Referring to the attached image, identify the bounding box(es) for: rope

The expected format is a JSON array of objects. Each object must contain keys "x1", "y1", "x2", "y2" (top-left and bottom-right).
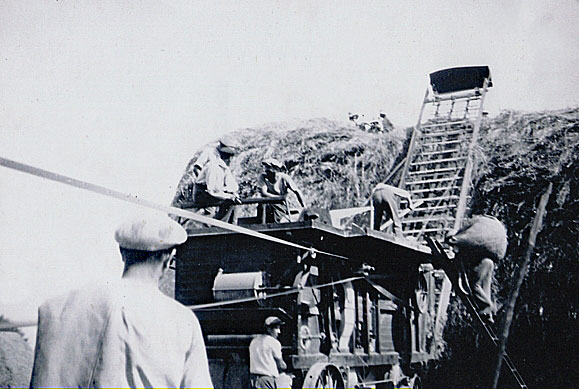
[
  {"x1": 188, "y1": 276, "x2": 364, "y2": 310},
  {"x1": 0, "y1": 156, "x2": 348, "y2": 260}
]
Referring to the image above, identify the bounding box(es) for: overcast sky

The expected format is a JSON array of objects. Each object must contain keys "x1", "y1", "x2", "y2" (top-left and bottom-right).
[{"x1": 1, "y1": 1, "x2": 578, "y2": 321}]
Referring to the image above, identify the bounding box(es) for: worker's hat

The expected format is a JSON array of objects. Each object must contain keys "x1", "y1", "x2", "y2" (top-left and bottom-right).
[
  {"x1": 217, "y1": 136, "x2": 238, "y2": 155},
  {"x1": 262, "y1": 158, "x2": 284, "y2": 170},
  {"x1": 264, "y1": 316, "x2": 284, "y2": 328},
  {"x1": 114, "y1": 214, "x2": 187, "y2": 251}
]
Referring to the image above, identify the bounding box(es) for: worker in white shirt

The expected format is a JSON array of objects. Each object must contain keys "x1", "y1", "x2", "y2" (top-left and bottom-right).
[
  {"x1": 192, "y1": 138, "x2": 241, "y2": 223},
  {"x1": 171, "y1": 136, "x2": 240, "y2": 225},
  {"x1": 249, "y1": 316, "x2": 287, "y2": 389},
  {"x1": 30, "y1": 215, "x2": 213, "y2": 389},
  {"x1": 192, "y1": 137, "x2": 238, "y2": 178}
]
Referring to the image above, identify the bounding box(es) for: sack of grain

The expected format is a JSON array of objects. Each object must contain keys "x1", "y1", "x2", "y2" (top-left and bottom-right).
[{"x1": 447, "y1": 215, "x2": 508, "y2": 260}]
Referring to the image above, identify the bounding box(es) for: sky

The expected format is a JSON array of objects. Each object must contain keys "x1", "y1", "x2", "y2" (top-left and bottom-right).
[{"x1": 1, "y1": 1, "x2": 578, "y2": 325}]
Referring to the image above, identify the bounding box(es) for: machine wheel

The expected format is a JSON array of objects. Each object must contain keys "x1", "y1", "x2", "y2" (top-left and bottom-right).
[
  {"x1": 302, "y1": 362, "x2": 345, "y2": 389},
  {"x1": 400, "y1": 374, "x2": 421, "y2": 389},
  {"x1": 411, "y1": 374, "x2": 422, "y2": 389},
  {"x1": 413, "y1": 273, "x2": 429, "y2": 314}
]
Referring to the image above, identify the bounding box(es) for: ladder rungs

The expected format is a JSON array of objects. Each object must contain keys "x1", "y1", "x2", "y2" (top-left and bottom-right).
[
  {"x1": 421, "y1": 139, "x2": 464, "y2": 147},
  {"x1": 410, "y1": 204, "x2": 457, "y2": 212},
  {"x1": 402, "y1": 216, "x2": 453, "y2": 224},
  {"x1": 404, "y1": 227, "x2": 453, "y2": 234},
  {"x1": 421, "y1": 123, "x2": 473, "y2": 133},
  {"x1": 408, "y1": 166, "x2": 461, "y2": 175},
  {"x1": 406, "y1": 177, "x2": 460, "y2": 185},
  {"x1": 411, "y1": 156, "x2": 466, "y2": 166},
  {"x1": 409, "y1": 186, "x2": 462, "y2": 194},
  {"x1": 419, "y1": 148, "x2": 463, "y2": 156},
  {"x1": 421, "y1": 129, "x2": 473, "y2": 138},
  {"x1": 419, "y1": 119, "x2": 470, "y2": 129},
  {"x1": 416, "y1": 195, "x2": 461, "y2": 202}
]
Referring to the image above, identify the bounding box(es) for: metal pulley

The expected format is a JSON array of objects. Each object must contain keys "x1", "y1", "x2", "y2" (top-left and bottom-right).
[{"x1": 212, "y1": 270, "x2": 266, "y2": 303}]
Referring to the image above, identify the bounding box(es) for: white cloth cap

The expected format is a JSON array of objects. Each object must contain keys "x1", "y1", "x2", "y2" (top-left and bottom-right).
[
  {"x1": 264, "y1": 316, "x2": 284, "y2": 327},
  {"x1": 114, "y1": 215, "x2": 187, "y2": 251}
]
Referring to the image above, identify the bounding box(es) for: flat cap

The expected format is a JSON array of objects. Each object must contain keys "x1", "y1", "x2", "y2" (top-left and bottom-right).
[
  {"x1": 115, "y1": 215, "x2": 187, "y2": 251},
  {"x1": 217, "y1": 136, "x2": 239, "y2": 155},
  {"x1": 262, "y1": 158, "x2": 284, "y2": 169},
  {"x1": 264, "y1": 316, "x2": 284, "y2": 327}
]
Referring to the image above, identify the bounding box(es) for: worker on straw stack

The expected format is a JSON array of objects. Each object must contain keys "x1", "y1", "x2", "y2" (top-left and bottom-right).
[
  {"x1": 446, "y1": 215, "x2": 508, "y2": 324},
  {"x1": 192, "y1": 136, "x2": 238, "y2": 178},
  {"x1": 182, "y1": 137, "x2": 241, "y2": 224},
  {"x1": 371, "y1": 183, "x2": 415, "y2": 236},
  {"x1": 259, "y1": 158, "x2": 306, "y2": 223},
  {"x1": 172, "y1": 136, "x2": 241, "y2": 225},
  {"x1": 30, "y1": 215, "x2": 213, "y2": 388}
]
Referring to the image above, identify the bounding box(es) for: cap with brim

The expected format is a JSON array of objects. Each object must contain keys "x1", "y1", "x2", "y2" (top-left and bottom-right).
[
  {"x1": 217, "y1": 136, "x2": 238, "y2": 155},
  {"x1": 262, "y1": 158, "x2": 283, "y2": 170},
  {"x1": 264, "y1": 316, "x2": 284, "y2": 327},
  {"x1": 217, "y1": 145, "x2": 236, "y2": 155},
  {"x1": 115, "y1": 215, "x2": 187, "y2": 251}
]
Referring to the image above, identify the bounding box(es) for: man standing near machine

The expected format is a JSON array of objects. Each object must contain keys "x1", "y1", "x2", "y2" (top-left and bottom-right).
[
  {"x1": 249, "y1": 316, "x2": 287, "y2": 389},
  {"x1": 30, "y1": 215, "x2": 213, "y2": 388}
]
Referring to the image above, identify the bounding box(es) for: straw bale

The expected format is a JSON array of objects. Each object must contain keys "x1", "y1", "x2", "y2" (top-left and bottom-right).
[{"x1": 448, "y1": 215, "x2": 508, "y2": 260}]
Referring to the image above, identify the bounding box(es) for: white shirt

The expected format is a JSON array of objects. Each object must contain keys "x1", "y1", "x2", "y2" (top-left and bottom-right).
[
  {"x1": 193, "y1": 147, "x2": 219, "y2": 172},
  {"x1": 249, "y1": 334, "x2": 282, "y2": 377},
  {"x1": 196, "y1": 158, "x2": 238, "y2": 195},
  {"x1": 30, "y1": 280, "x2": 213, "y2": 389}
]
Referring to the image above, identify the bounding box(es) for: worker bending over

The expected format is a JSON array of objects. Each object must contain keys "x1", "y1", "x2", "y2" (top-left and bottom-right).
[
  {"x1": 447, "y1": 215, "x2": 508, "y2": 324},
  {"x1": 371, "y1": 183, "x2": 415, "y2": 236}
]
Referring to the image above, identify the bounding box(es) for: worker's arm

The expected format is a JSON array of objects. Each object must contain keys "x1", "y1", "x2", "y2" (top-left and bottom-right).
[
  {"x1": 258, "y1": 174, "x2": 277, "y2": 198},
  {"x1": 275, "y1": 355, "x2": 287, "y2": 372},
  {"x1": 273, "y1": 342, "x2": 287, "y2": 372},
  {"x1": 284, "y1": 174, "x2": 306, "y2": 208},
  {"x1": 192, "y1": 148, "x2": 213, "y2": 177},
  {"x1": 381, "y1": 184, "x2": 415, "y2": 210}
]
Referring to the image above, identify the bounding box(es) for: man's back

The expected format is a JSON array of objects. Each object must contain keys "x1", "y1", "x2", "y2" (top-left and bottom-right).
[
  {"x1": 249, "y1": 334, "x2": 281, "y2": 378},
  {"x1": 30, "y1": 280, "x2": 212, "y2": 388}
]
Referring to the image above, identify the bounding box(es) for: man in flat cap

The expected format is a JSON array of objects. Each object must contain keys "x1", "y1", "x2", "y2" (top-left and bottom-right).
[
  {"x1": 258, "y1": 158, "x2": 305, "y2": 223},
  {"x1": 192, "y1": 137, "x2": 241, "y2": 223},
  {"x1": 249, "y1": 316, "x2": 287, "y2": 389},
  {"x1": 30, "y1": 215, "x2": 213, "y2": 388},
  {"x1": 192, "y1": 136, "x2": 238, "y2": 178},
  {"x1": 173, "y1": 136, "x2": 241, "y2": 225}
]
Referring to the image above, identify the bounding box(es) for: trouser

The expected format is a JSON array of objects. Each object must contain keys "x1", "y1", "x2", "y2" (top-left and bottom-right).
[
  {"x1": 265, "y1": 203, "x2": 291, "y2": 223},
  {"x1": 250, "y1": 374, "x2": 277, "y2": 389},
  {"x1": 371, "y1": 187, "x2": 402, "y2": 236},
  {"x1": 471, "y1": 257, "x2": 496, "y2": 315},
  {"x1": 192, "y1": 184, "x2": 238, "y2": 224}
]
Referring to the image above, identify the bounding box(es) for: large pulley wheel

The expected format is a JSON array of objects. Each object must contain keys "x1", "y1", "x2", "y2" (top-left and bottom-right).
[
  {"x1": 410, "y1": 374, "x2": 422, "y2": 389},
  {"x1": 302, "y1": 362, "x2": 345, "y2": 389},
  {"x1": 413, "y1": 273, "x2": 429, "y2": 314}
]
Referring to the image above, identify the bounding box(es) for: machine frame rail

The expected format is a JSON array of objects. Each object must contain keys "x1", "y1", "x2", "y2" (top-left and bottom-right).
[{"x1": 425, "y1": 237, "x2": 528, "y2": 389}]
